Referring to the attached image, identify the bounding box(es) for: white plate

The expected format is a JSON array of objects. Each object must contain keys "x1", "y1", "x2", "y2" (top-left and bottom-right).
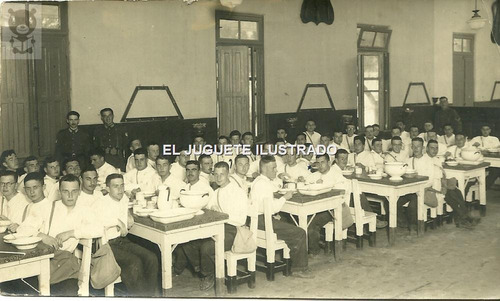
[
  {"x1": 368, "y1": 174, "x2": 383, "y2": 180},
  {"x1": 10, "y1": 236, "x2": 42, "y2": 250},
  {"x1": 445, "y1": 161, "x2": 458, "y2": 166},
  {"x1": 149, "y1": 208, "x2": 197, "y2": 224},
  {"x1": 341, "y1": 170, "x2": 354, "y2": 176},
  {"x1": 278, "y1": 188, "x2": 297, "y2": 194},
  {"x1": 3, "y1": 233, "x2": 30, "y2": 243},
  {"x1": 135, "y1": 208, "x2": 157, "y2": 217},
  {"x1": 298, "y1": 188, "x2": 331, "y2": 196}
]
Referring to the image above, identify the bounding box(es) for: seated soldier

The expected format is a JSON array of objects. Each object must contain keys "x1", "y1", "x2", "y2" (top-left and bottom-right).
[
  {"x1": 48, "y1": 158, "x2": 82, "y2": 202},
  {"x1": 198, "y1": 154, "x2": 215, "y2": 188},
  {"x1": 341, "y1": 123, "x2": 357, "y2": 153},
  {"x1": 470, "y1": 124, "x2": 500, "y2": 149},
  {"x1": 282, "y1": 148, "x2": 310, "y2": 183},
  {"x1": 424, "y1": 129, "x2": 447, "y2": 157},
  {"x1": 332, "y1": 130, "x2": 349, "y2": 153},
  {"x1": 90, "y1": 148, "x2": 119, "y2": 188},
  {"x1": 303, "y1": 120, "x2": 321, "y2": 147},
  {"x1": 17, "y1": 156, "x2": 41, "y2": 194},
  {"x1": 214, "y1": 135, "x2": 235, "y2": 169},
  {"x1": 123, "y1": 148, "x2": 158, "y2": 196},
  {"x1": 438, "y1": 124, "x2": 456, "y2": 147},
  {"x1": 347, "y1": 136, "x2": 369, "y2": 167},
  {"x1": 146, "y1": 142, "x2": 160, "y2": 170},
  {"x1": 251, "y1": 156, "x2": 311, "y2": 278},
  {"x1": 189, "y1": 134, "x2": 206, "y2": 161},
  {"x1": 152, "y1": 155, "x2": 186, "y2": 206},
  {"x1": 96, "y1": 174, "x2": 159, "y2": 296},
  {"x1": 305, "y1": 154, "x2": 355, "y2": 254},
  {"x1": 363, "y1": 125, "x2": 375, "y2": 152},
  {"x1": 395, "y1": 120, "x2": 410, "y2": 141},
  {"x1": 229, "y1": 130, "x2": 242, "y2": 149},
  {"x1": 43, "y1": 157, "x2": 60, "y2": 199},
  {"x1": 276, "y1": 127, "x2": 289, "y2": 144},
  {"x1": 418, "y1": 121, "x2": 436, "y2": 141},
  {"x1": 184, "y1": 160, "x2": 214, "y2": 198},
  {"x1": 182, "y1": 162, "x2": 248, "y2": 290},
  {"x1": 230, "y1": 154, "x2": 251, "y2": 194},
  {"x1": 357, "y1": 138, "x2": 385, "y2": 170},
  {"x1": 372, "y1": 124, "x2": 381, "y2": 138},
  {"x1": 0, "y1": 170, "x2": 29, "y2": 226},
  {"x1": 241, "y1": 132, "x2": 258, "y2": 162},
  {"x1": 170, "y1": 149, "x2": 189, "y2": 183},
  {"x1": 384, "y1": 136, "x2": 409, "y2": 163},
  {"x1": 444, "y1": 133, "x2": 468, "y2": 160},
  {"x1": 78, "y1": 165, "x2": 103, "y2": 208},
  {"x1": 295, "y1": 133, "x2": 307, "y2": 145},
  {"x1": 125, "y1": 138, "x2": 142, "y2": 173}
]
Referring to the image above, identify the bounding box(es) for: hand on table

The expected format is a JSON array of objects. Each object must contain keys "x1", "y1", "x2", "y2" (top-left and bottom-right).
[{"x1": 55, "y1": 230, "x2": 74, "y2": 246}]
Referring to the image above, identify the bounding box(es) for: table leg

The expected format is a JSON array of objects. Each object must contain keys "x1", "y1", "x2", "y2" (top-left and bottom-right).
[
  {"x1": 38, "y1": 258, "x2": 50, "y2": 296},
  {"x1": 417, "y1": 185, "x2": 425, "y2": 236},
  {"x1": 457, "y1": 174, "x2": 466, "y2": 200},
  {"x1": 160, "y1": 237, "x2": 173, "y2": 296},
  {"x1": 214, "y1": 225, "x2": 225, "y2": 296},
  {"x1": 298, "y1": 214, "x2": 309, "y2": 250},
  {"x1": 333, "y1": 206, "x2": 342, "y2": 261},
  {"x1": 387, "y1": 193, "x2": 397, "y2": 247},
  {"x1": 479, "y1": 170, "x2": 487, "y2": 216}
]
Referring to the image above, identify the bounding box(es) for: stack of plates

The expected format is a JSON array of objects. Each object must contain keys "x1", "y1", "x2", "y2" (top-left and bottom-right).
[
  {"x1": 149, "y1": 208, "x2": 197, "y2": 224},
  {"x1": 298, "y1": 184, "x2": 331, "y2": 196},
  {"x1": 4, "y1": 234, "x2": 42, "y2": 250}
]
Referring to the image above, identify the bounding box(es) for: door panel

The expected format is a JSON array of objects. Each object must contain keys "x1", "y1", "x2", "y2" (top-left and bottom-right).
[
  {"x1": 0, "y1": 46, "x2": 31, "y2": 157},
  {"x1": 464, "y1": 56, "x2": 474, "y2": 106},
  {"x1": 217, "y1": 46, "x2": 250, "y2": 136},
  {"x1": 34, "y1": 36, "x2": 70, "y2": 157},
  {"x1": 453, "y1": 55, "x2": 465, "y2": 106}
]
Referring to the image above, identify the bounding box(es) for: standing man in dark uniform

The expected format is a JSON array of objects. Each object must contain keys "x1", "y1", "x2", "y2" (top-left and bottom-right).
[
  {"x1": 93, "y1": 108, "x2": 128, "y2": 171},
  {"x1": 55, "y1": 111, "x2": 92, "y2": 170},
  {"x1": 434, "y1": 96, "x2": 462, "y2": 134}
]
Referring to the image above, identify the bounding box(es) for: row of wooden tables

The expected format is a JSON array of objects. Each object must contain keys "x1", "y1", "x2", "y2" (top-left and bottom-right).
[{"x1": 1, "y1": 155, "x2": 494, "y2": 296}]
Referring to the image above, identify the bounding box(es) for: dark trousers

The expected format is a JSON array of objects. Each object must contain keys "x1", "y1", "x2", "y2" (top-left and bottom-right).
[
  {"x1": 181, "y1": 224, "x2": 237, "y2": 277},
  {"x1": 307, "y1": 211, "x2": 333, "y2": 254},
  {"x1": 486, "y1": 167, "x2": 500, "y2": 189},
  {"x1": 397, "y1": 194, "x2": 418, "y2": 226},
  {"x1": 109, "y1": 236, "x2": 159, "y2": 297},
  {"x1": 258, "y1": 216, "x2": 308, "y2": 270},
  {"x1": 0, "y1": 278, "x2": 78, "y2": 296},
  {"x1": 445, "y1": 189, "x2": 468, "y2": 223},
  {"x1": 350, "y1": 193, "x2": 375, "y2": 212}
]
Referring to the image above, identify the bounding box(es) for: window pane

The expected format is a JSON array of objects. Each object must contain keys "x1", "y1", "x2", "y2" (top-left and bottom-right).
[
  {"x1": 1, "y1": 3, "x2": 27, "y2": 27},
  {"x1": 40, "y1": 5, "x2": 60, "y2": 29},
  {"x1": 453, "y1": 38, "x2": 462, "y2": 52},
  {"x1": 360, "y1": 31, "x2": 375, "y2": 47},
  {"x1": 462, "y1": 39, "x2": 471, "y2": 52},
  {"x1": 220, "y1": 19, "x2": 239, "y2": 39},
  {"x1": 363, "y1": 92, "x2": 379, "y2": 126},
  {"x1": 363, "y1": 56, "x2": 379, "y2": 78},
  {"x1": 364, "y1": 80, "x2": 379, "y2": 91},
  {"x1": 241, "y1": 21, "x2": 258, "y2": 40},
  {"x1": 373, "y1": 32, "x2": 387, "y2": 48}
]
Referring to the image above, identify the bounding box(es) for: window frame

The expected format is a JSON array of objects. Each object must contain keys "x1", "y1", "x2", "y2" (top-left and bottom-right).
[
  {"x1": 357, "y1": 24, "x2": 392, "y2": 52},
  {"x1": 216, "y1": 11, "x2": 263, "y2": 46},
  {"x1": 1, "y1": 2, "x2": 67, "y2": 33}
]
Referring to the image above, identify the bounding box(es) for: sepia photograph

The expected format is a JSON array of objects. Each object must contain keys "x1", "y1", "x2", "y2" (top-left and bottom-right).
[{"x1": 0, "y1": 0, "x2": 499, "y2": 299}]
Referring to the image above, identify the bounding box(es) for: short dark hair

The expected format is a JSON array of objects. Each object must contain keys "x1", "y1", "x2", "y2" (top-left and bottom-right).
[
  {"x1": 296, "y1": 133, "x2": 306, "y2": 140},
  {"x1": 133, "y1": 147, "x2": 148, "y2": 157},
  {"x1": 391, "y1": 126, "x2": 401, "y2": 132},
  {"x1": 335, "y1": 148, "x2": 349, "y2": 158},
  {"x1": 316, "y1": 153, "x2": 330, "y2": 162},
  {"x1": 59, "y1": 174, "x2": 81, "y2": 188},
  {"x1": 427, "y1": 139, "x2": 439, "y2": 146},
  {"x1": 198, "y1": 154, "x2": 212, "y2": 163},
  {"x1": 455, "y1": 132, "x2": 466, "y2": 138},
  {"x1": 218, "y1": 135, "x2": 229, "y2": 142},
  {"x1": 411, "y1": 137, "x2": 424, "y2": 145},
  {"x1": 235, "y1": 154, "x2": 249, "y2": 164},
  {"x1": 305, "y1": 119, "x2": 316, "y2": 124},
  {"x1": 320, "y1": 134, "x2": 331, "y2": 140},
  {"x1": 23, "y1": 156, "x2": 38, "y2": 167},
  {"x1": 185, "y1": 160, "x2": 200, "y2": 170},
  {"x1": 106, "y1": 173, "x2": 123, "y2": 187},
  {"x1": 128, "y1": 137, "x2": 142, "y2": 148},
  {"x1": 214, "y1": 161, "x2": 229, "y2": 171},
  {"x1": 66, "y1": 111, "x2": 80, "y2": 119},
  {"x1": 0, "y1": 150, "x2": 16, "y2": 165},
  {"x1": 391, "y1": 136, "x2": 403, "y2": 143},
  {"x1": 156, "y1": 155, "x2": 171, "y2": 164},
  {"x1": 229, "y1": 130, "x2": 241, "y2": 138},
  {"x1": 443, "y1": 124, "x2": 453, "y2": 129},
  {"x1": 259, "y1": 155, "x2": 276, "y2": 170},
  {"x1": 372, "y1": 138, "x2": 382, "y2": 145},
  {"x1": 81, "y1": 165, "x2": 97, "y2": 176},
  {"x1": 146, "y1": 141, "x2": 159, "y2": 149},
  {"x1": 372, "y1": 124, "x2": 380, "y2": 129},
  {"x1": 193, "y1": 134, "x2": 205, "y2": 142},
  {"x1": 100, "y1": 108, "x2": 113, "y2": 115},
  {"x1": 354, "y1": 135, "x2": 365, "y2": 145},
  {"x1": 241, "y1": 132, "x2": 253, "y2": 140},
  {"x1": 0, "y1": 170, "x2": 18, "y2": 183},
  {"x1": 424, "y1": 120, "x2": 434, "y2": 125},
  {"x1": 24, "y1": 172, "x2": 44, "y2": 185},
  {"x1": 439, "y1": 96, "x2": 448, "y2": 101},
  {"x1": 43, "y1": 156, "x2": 59, "y2": 169},
  {"x1": 427, "y1": 129, "x2": 437, "y2": 134},
  {"x1": 277, "y1": 127, "x2": 287, "y2": 134},
  {"x1": 410, "y1": 125, "x2": 419, "y2": 130},
  {"x1": 365, "y1": 125, "x2": 374, "y2": 130},
  {"x1": 89, "y1": 148, "x2": 105, "y2": 158},
  {"x1": 63, "y1": 158, "x2": 80, "y2": 170}
]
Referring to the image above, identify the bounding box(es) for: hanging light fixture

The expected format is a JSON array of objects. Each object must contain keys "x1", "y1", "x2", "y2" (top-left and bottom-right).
[
  {"x1": 220, "y1": 0, "x2": 243, "y2": 9},
  {"x1": 467, "y1": 0, "x2": 487, "y2": 30}
]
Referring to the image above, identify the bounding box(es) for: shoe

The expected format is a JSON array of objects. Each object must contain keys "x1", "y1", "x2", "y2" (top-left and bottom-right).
[
  {"x1": 468, "y1": 216, "x2": 481, "y2": 226},
  {"x1": 173, "y1": 266, "x2": 184, "y2": 276},
  {"x1": 291, "y1": 268, "x2": 315, "y2": 279},
  {"x1": 376, "y1": 219, "x2": 388, "y2": 228},
  {"x1": 456, "y1": 220, "x2": 474, "y2": 230},
  {"x1": 199, "y1": 274, "x2": 215, "y2": 291}
]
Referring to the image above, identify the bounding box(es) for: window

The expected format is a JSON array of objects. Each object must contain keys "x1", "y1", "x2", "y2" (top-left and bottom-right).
[
  {"x1": 357, "y1": 24, "x2": 391, "y2": 51},
  {"x1": 1, "y1": 2, "x2": 62, "y2": 30},
  {"x1": 453, "y1": 37, "x2": 473, "y2": 53},
  {"x1": 216, "y1": 11, "x2": 262, "y2": 44}
]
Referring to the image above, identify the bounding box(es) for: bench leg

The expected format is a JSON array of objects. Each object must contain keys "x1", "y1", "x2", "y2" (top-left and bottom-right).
[
  {"x1": 226, "y1": 276, "x2": 237, "y2": 294},
  {"x1": 283, "y1": 259, "x2": 291, "y2": 277},
  {"x1": 266, "y1": 262, "x2": 275, "y2": 281},
  {"x1": 248, "y1": 271, "x2": 256, "y2": 289}
]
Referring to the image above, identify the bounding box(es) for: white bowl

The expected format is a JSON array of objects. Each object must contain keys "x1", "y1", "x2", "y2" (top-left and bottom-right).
[
  {"x1": 384, "y1": 162, "x2": 408, "y2": 181},
  {"x1": 461, "y1": 147, "x2": 482, "y2": 161},
  {"x1": 135, "y1": 208, "x2": 157, "y2": 217},
  {"x1": 446, "y1": 161, "x2": 458, "y2": 166},
  {"x1": 487, "y1": 148, "x2": 500, "y2": 153},
  {"x1": 368, "y1": 174, "x2": 382, "y2": 180},
  {"x1": 341, "y1": 169, "x2": 354, "y2": 176},
  {"x1": 179, "y1": 190, "x2": 210, "y2": 210},
  {"x1": 149, "y1": 208, "x2": 197, "y2": 224},
  {"x1": 10, "y1": 236, "x2": 42, "y2": 250}
]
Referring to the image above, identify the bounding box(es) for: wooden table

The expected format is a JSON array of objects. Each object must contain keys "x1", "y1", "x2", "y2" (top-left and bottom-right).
[
  {"x1": 444, "y1": 161, "x2": 490, "y2": 216},
  {"x1": 483, "y1": 151, "x2": 500, "y2": 168},
  {"x1": 0, "y1": 234, "x2": 54, "y2": 296},
  {"x1": 129, "y1": 209, "x2": 228, "y2": 296},
  {"x1": 346, "y1": 174, "x2": 428, "y2": 246},
  {"x1": 279, "y1": 189, "x2": 345, "y2": 259}
]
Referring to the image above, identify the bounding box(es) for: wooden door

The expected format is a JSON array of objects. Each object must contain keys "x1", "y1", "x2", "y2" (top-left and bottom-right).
[
  {"x1": 217, "y1": 46, "x2": 250, "y2": 136},
  {"x1": 34, "y1": 35, "x2": 70, "y2": 157},
  {"x1": 0, "y1": 46, "x2": 32, "y2": 157}
]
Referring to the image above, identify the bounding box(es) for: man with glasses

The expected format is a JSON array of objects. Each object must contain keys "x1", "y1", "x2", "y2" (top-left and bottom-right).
[{"x1": 0, "y1": 170, "x2": 29, "y2": 226}]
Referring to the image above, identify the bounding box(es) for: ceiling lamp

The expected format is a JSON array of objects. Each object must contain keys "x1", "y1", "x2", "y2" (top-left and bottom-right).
[
  {"x1": 183, "y1": 0, "x2": 198, "y2": 4},
  {"x1": 220, "y1": 0, "x2": 243, "y2": 9},
  {"x1": 467, "y1": 0, "x2": 487, "y2": 30}
]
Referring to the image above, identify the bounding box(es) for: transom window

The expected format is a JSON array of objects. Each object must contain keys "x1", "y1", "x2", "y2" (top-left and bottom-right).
[
  {"x1": 357, "y1": 24, "x2": 392, "y2": 51},
  {"x1": 216, "y1": 11, "x2": 262, "y2": 44},
  {"x1": 1, "y1": 2, "x2": 61, "y2": 30},
  {"x1": 453, "y1": 37, "x2": 473, "y2": 53}
]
